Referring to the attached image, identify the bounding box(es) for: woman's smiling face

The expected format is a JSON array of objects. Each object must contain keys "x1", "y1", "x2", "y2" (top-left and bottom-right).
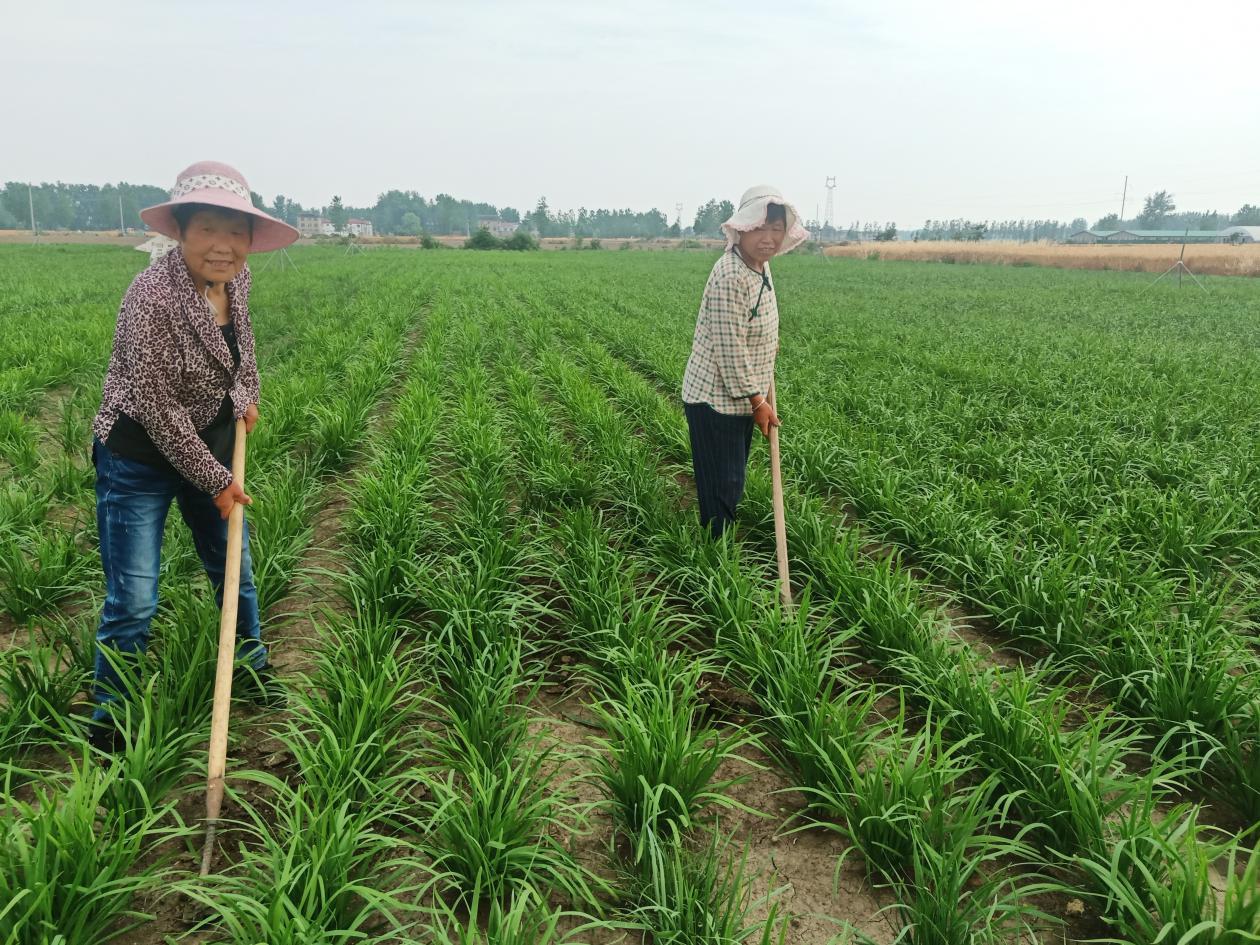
[
  {"x1": 737, "y1": 209, "x2": 787, "y2": 266},
  {"x1": 179, "y1": 208, "x2": 251, "y2": 287}
]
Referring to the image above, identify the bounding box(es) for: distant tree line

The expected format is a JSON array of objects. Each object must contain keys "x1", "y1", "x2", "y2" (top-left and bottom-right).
[
  {"x1": 522, "y1": 197, "x2": 674, "y2": 239},
  {"x1": 1092, "y1": 191, "x2": 1260, "y2": 232},
  {"x1": 9, "y1": 180, "x2": 1256, "y2": 241},
  {"x1": 821, "y1": 221, "x2": 902, "y2": 241},
  {"x1": 0, "y1": 181, "x2": 169, "y2": 231},
  {"x1": 0, "y1": 180, "x2": 681, "y2": 239},
  {"x1": 913, "y1": 219, "x2": 1070, "y2": 242},
  {"x1": 907, "y1": 195, "x2": 1259, "y2": 243}
]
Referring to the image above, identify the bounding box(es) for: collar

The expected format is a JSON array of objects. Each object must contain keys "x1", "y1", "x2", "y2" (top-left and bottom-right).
[
  {"x1": 731, "y1": 247, "x2": 772, "y2": 290},
  {"x1": 165, "y1": 247, "x2": 239, "y2": 375}
]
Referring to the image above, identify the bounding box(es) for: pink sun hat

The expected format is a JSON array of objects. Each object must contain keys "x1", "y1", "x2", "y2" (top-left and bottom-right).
[{"x1": 140, "y1": 160, "x2": 299, "y2": 253}]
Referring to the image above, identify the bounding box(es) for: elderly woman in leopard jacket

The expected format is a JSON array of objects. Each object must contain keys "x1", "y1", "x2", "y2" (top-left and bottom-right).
[{"x1": 88, "y1": 161, "x2": 298, "y2": 752}]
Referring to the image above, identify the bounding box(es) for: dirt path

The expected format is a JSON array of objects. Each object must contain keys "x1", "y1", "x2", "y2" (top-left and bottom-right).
[{"x1": 116, "y1": 308, "x2": 432, "y2": 945}]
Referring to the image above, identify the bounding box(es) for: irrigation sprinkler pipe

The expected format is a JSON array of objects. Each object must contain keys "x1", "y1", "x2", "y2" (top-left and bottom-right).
[
  {"x1": 767, "y1": 381, "x2": 793, "y2": 612},
  {"x1": 199, "y1": 418, "x2": 247, "y2": 877}
]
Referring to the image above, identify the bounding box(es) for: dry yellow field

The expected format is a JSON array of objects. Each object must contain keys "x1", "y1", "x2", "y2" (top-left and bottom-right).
[
  {"x1": 7, "y1": 228, "x2": 1258, "y2": 275},
  {"x1": 823, "y1": 239, "x2": 1260, "y2": 276}
]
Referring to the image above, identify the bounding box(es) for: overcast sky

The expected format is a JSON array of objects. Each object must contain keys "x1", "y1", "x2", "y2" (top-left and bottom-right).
[{"x1": 7, "y1": 0, "x2": 1258, "y2": 227}]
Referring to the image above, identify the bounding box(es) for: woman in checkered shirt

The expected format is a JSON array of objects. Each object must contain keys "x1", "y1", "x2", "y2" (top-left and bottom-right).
[{"x1": 681, "y1": 185, "x2": 809, "y2": 536}]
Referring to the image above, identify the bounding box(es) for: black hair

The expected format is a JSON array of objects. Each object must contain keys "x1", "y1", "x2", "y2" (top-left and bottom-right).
[
  {"x1": 765, "y1": 203, "x2": 788, "y2": 226},
  {"x1": 170, "y1": 202, "x2": 254, "y2": 238}
]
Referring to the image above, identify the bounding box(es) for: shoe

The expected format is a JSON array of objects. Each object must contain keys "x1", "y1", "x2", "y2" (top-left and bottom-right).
[
  {"x1": 87, "y1": 716, "x2": 125, "y2": 755},
  {"x1": 233, "y1": 662, "x2": 287, "y2": 708}
]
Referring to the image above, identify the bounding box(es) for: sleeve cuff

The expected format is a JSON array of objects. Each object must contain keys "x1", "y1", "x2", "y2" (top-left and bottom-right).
[{"x1": 199, "y1": 466, "x2": 232, "y2": 496}]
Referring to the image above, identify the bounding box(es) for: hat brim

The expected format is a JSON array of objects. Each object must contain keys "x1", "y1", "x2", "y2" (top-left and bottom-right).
[
  {"x1": 140, "y1": 190, "x2": 299, "y2": 253},
  {"x1": 721, "y1": 195, "x2": 809, "y2": 255}
]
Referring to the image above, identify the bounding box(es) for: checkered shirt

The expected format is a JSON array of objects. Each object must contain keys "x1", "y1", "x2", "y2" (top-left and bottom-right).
[{"x1": 681, "y1": 249, "x2": 779, "y2": 415}]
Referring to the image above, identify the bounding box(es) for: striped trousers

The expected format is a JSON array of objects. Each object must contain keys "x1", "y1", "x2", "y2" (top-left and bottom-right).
[{"x1": 684, "y1": 402, "x2": 754, "y2": 538}]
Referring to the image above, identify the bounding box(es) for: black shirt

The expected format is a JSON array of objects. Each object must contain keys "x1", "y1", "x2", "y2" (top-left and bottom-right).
[{"x1": 105, "y1": 322, "x2": 241, "y2": 477}]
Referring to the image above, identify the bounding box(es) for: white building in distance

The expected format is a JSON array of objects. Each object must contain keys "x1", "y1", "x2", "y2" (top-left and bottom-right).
[
  {"x1": 478, "y1": 216, "x2": 518, "y2": 238},
  {"x1": 297, "y1": 213, "x2": 334, "y2": 237},
  {"x1": 1220, "y1": 226, "x2": 1260, "y2": 243}
]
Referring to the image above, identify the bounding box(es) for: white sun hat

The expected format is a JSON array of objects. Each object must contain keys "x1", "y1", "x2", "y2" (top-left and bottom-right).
[
  {"x1": 135, "y1": 233, "x2": 178, "y2": 263},
  {"x1": 720, "y1": 184, "x2": 810, "y2": 255}
]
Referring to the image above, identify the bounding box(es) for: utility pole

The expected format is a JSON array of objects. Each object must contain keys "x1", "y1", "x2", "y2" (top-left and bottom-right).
[
  {"x1": 1119, "y1": 175, "x2": 1128, "y2": 225},
  {"x1": 675, "y1": 202, "x2": 683, "y2": 234},
  {"x1": 28, "y1": 183, "x2": 37, "y2": 239},
  {"x1": 119, "y1": 194, "x2": 126, "y2": 233}
]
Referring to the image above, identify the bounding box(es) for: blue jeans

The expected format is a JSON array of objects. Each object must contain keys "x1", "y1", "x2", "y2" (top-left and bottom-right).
[{"x1": 92, "y1": 440, "x2": 265, "y2": 721}]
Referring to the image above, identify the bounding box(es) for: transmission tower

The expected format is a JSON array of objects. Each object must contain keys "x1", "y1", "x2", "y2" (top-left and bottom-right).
[
  {"x1": 824, "y1": 176, "x2": 837, "y2": 232},
  {"x1": 675, "y1": 202, "x2": 683, "y2": 231}
]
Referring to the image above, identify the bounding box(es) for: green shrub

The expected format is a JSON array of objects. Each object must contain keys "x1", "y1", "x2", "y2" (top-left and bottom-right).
[
  {"x1": 503, "y1": 231, "x2": 538, "y2": 251},
  {"x1": 464, "y1": 227, "x2": 502, "y2": 250},
  {"x1": 461, "y1": 225, "x2": 537, "y2": 251}
]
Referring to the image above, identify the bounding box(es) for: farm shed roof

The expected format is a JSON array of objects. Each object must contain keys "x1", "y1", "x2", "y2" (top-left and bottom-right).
[{"x1": 1116, "y1": 229, "x2": 1221, "y2": 238}]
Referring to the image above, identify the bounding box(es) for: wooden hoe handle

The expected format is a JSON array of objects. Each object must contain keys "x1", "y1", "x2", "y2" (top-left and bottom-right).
[
  {"x1": 767, "y1": 382, "x2": 792, "y2": 611},
  {"x1": 200, "y1": 417, "x2": 247, "y2": 877}
]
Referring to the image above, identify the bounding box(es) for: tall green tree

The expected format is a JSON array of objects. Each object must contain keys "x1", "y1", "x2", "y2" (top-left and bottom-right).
[
  {"x1": 431, "y1": 193, "x2": 465, "y2": 234},
  {"x1": 528, "y1": 196, "x2": 554, "y2": 237},
  {"x1": 400, "y1": 211, "x2": 423, "y2": 235},
  {"x1": 1138, "y1": 190, "x2": 1175, "y2": 228},
  {"x1": 328, "y1": 195, "x2": 349, "y2": 232},
  {"x1": 716, "y1": 200, "x2": 734, "y2": 229},
  {"x1": 1232, "y1": 204, "x2": 1260, "y2": 225},
  {"x1": 692, "y1": 198, "x2": 739, "y2": 237},
  {"x1": 693, "y1": 199, "x2": 724, "y2": 237},
  {"x1": 271, "y1": 195, "x2": 302, "y2": 225},
  {"x1": 371, "y1": 189, "x2": 426, "y2": 234}
]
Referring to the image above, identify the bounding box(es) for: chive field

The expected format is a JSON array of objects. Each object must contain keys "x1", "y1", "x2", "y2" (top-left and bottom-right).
[{"x1": 2, "y1": 243, "x2": 1258, "y2": 944}]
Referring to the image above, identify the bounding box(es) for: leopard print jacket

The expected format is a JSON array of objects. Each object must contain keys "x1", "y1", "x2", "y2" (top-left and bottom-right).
[{"x1": 92, "y1": 247, "x2": 260, "y2": 495}]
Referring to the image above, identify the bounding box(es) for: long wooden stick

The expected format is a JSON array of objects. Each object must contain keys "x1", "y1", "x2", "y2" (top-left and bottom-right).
[
  {"x1": 200, "y1": 418, "x2": 247, "y2": 877},
  {"x1": 767, "y1": 381, "x2": 793, "y2": 612}
]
